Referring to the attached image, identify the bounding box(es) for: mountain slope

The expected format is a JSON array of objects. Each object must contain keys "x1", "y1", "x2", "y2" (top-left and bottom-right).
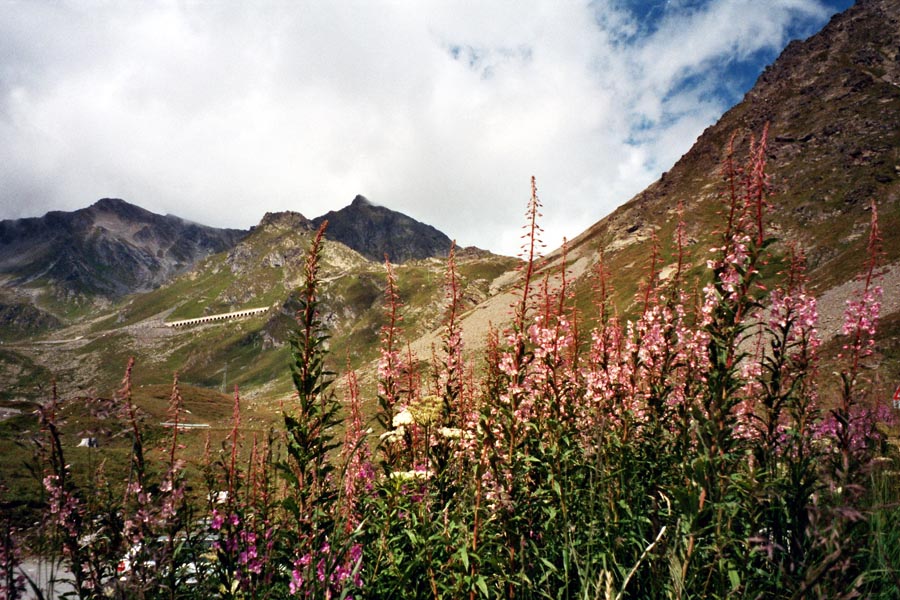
[
  {"x1": 557, "y1": 0, "x2": 898, "y2": 304},
  {"x1": 0, "y1": 198, "x2": 247, "y2": 301}
]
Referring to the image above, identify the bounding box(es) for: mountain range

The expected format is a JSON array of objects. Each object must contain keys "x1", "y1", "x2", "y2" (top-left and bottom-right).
[
  {"x1": 1, "y1": 0, "x2": 898, "y2": 406},
  {"x1": 0, "y1": 194, "x2": 455, "y2": 303}
]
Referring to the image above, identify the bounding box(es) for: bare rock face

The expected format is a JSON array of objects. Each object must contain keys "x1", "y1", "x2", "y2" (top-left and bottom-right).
[
  {"x1": 0, "y1": 198, "x2": 247, "y2": 299},
  {"x1": 312, "y1": 195, "x2": 453, "y2": 263}
]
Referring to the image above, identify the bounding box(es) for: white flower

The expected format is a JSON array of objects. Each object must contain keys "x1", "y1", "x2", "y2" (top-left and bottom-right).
[
  {"x1": 437, "y1": 427, "x2": 462, "y2": 439},
  {"x1": 392, "y1": 408, "x2": 414, "y2": 427},
  {"x1": 379, "y1": 427, "x2": 405, "y2": 443},
  {"x1": 389, "y1": 469, "x2": 433, "y2": 480}
]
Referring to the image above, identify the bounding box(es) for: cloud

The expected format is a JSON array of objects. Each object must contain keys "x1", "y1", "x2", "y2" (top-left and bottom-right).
[{"x1": 0, "y1": 0, "x2": 846, "y2": 256}]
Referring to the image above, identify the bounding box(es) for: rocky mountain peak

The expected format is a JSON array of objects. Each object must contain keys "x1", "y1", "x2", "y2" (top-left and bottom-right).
[
  {"x1": 312, "y1": 196, "x2": 452, "y2": 263},
  {"x1": 91, "y1": 197, "x2": 134, "y2": 212},
  {"x1": 258, "y1": 211, "x2": 313, "y2": 232},
  {"x1": 85, "y1": 197, "x2": 159, "y2": 224}
]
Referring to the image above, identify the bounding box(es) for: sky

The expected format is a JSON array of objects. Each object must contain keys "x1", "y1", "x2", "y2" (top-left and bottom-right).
[{"x1": 0, "y1": 0, "x2": 853, "y2": 256}]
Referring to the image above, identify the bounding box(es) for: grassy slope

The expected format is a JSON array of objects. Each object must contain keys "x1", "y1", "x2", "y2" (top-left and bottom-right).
[{"x1": 0, "y1": 383, "x2": 264, "y2": 519}]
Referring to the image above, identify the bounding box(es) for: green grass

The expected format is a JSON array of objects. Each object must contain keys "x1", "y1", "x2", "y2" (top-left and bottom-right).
[
  {"x1": 0, "y1": 380, "x2": 275, "y2": 525},
  {"x1": 117, "y1": 255, "x2": 236, "y2": 324},
  {"x1": 0, "y1": 348, "x2": 54, "y2": 402},
  {"x1": 457, "y1": 255, "x2": 520, "y2": 283},
  {"x1": 31, "y1": 284, "x2": 98, "y2": 323}
]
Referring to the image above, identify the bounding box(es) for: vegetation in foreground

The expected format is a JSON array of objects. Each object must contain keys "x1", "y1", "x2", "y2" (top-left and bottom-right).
[{"x1": 2, "y1": 130, "x2": 899, "y2": 599}]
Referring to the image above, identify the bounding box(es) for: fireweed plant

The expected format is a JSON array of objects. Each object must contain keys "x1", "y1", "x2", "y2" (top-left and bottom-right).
[{"x1": 12, "y1": 132, "x2": 900, "y2": 599}]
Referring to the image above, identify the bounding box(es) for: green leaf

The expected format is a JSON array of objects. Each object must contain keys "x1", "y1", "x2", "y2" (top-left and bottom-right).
[
  {"x1": 728, "y1": 568, "x2": 740, "y2": 591},
  {"x1": 476, "y1": 575, "x2": 489, "y2": 597}
]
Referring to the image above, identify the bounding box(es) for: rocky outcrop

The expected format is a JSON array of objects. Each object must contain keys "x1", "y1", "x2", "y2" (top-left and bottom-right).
[{"x1": 256, "y1": 211, "x2": 314, "y2": 232}]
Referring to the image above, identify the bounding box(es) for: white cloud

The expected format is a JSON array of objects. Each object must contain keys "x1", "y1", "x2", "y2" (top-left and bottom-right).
[{"x1": 0, "y1": 0, "x2": 845, "y2": 256}]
